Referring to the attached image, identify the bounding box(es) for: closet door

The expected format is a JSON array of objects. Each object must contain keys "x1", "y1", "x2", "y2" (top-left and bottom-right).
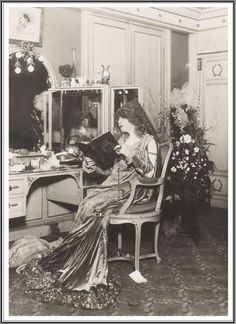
[
  {"x1": 199, "y1": 53, "x2": 228, "y2": 208},
  {"x1": 130, "y1": 24, "x2": 165, "y2": 131},
  {"x1": 83, "y1": 13, "x2": 129, "y2": 85}
]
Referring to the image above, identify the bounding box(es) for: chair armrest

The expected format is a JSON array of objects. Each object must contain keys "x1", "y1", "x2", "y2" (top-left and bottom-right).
[
  {"x1": 119, "y1": 176, "x2": 165, "y2": 214},
  {"x1": 136, "y1": 176, "x2": 165, "y2": 187}
]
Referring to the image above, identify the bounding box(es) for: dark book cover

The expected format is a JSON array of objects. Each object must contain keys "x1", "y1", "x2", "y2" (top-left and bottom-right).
[{"x1": 78, "y1": 131, "x2": 119, "y2": 169}]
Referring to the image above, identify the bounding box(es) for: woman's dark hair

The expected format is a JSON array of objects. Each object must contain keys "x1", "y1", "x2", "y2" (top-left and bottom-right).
[
  {"x1": 115, "y1": 99, "x2": 156, "y2": 138},
  {"x1": 22, "y1": 13, "x2": 30, "y2": 23}
]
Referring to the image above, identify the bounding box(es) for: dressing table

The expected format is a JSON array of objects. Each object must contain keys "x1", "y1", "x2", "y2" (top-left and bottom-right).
[
  {"x1": 9, "y1": 166, "x2": 83, "y2": 219},
  {"x1": 9, "y1": 166, "x2": 85, "y2": 241}
]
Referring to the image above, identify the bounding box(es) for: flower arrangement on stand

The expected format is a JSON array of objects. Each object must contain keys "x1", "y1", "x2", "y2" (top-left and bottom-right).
[{"x1": 163, "y1": 83, "x2": 215, "y2": 244}]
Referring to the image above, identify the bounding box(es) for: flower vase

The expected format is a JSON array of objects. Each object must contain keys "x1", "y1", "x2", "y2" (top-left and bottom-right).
[{"x1": 71, "y1": 48, "x2": 77, "y2": 79}]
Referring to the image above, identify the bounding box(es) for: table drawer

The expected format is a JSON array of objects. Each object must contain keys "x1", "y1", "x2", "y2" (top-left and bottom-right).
[
  {"x1": 9, "y1": 179, "x2": 25, "y2": 196},
  {"x1": 9, "y1": 196, "x2": 26, "y2": 218}
]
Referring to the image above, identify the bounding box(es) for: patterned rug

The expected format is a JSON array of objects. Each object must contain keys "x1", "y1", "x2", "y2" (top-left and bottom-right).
[{"x1": 8, "y1": 207, "x2": 228, "y2": 316}]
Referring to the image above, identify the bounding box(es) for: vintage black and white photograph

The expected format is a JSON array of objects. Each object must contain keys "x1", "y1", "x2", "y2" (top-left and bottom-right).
[{"x1": 2, "y1": 1, "x2": 234, "y2": 322}]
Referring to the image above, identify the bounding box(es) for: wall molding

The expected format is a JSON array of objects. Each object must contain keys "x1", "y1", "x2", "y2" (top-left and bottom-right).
[{"x1": 84, "y1": 7, "x2": 228, "y2": 33}]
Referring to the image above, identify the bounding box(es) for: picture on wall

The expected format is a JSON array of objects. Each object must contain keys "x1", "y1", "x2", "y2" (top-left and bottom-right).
[{"x1": 9, "y1": 7, "x2": 44, "y2": 46}]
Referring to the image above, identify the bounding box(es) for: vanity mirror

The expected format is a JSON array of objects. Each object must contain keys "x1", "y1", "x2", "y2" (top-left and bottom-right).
[
  {"x1": 9, "y1": 44, "x2": 55, "y2": 150},
  {"x1": 110, "y1": 85, "x2": 142, "y2": 133},
  {"x1": 44, "y1": 86, "x2": 108, "y2": 152}
]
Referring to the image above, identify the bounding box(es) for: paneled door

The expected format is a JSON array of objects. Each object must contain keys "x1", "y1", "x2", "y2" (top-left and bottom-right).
[
  {"x1": 83, "y1": 13, "x2": 129, "y2": 85},
  {"x1": 130, "y1": 24, "x2": 165, "y2": 131},
  {"x1": 199, "y1": 53, "x2": 228, "y2": 208}
]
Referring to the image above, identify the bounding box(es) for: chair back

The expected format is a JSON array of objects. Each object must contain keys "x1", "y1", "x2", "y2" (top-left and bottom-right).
[{"x1": 155, "y1": 141, "x2": 172, "y2": 212}]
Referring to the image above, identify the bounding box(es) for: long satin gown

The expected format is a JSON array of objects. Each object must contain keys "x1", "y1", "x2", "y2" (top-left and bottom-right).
[
  {"x1": 19, "y1": 133, "x2": 156, "y2": 309},
  {"x1": 41, "y1": 133, "x2": 155, "y2": 290}
]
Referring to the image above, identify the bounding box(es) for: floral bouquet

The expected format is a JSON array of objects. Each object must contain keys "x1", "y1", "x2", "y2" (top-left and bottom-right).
[
  {"x1": 163, "y1": 83, "x2": 214, "y2": 242},
  {"x1": 166, "y1": 83, "x2": 214, "y2": 195}
]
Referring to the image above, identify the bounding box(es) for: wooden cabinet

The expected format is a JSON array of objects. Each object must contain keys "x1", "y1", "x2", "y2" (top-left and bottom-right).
[
  {"x1": 9, "y1": 177, "x2": 26, "y2": 219},
  {"x1": 82, "y1": 13, "x2": 129, "y2": 84},
  {"x1": 198, "y1": 53, "x2": 228, "y2": 208},
  {"x1": 81, "y1": 11, "x2": 168, "y2": 119},
  {"x1": 9, "y1": 177, "x2": 25, "y2": 195},
  {"x1": 9, "y1": 168, "x2": 84, "y2": 241},
  {"x1": 9, "y1": 196, "x2": 26, "y2": 219},
  {"x1": 130, "y1": 24, "x2": 165, "y2": 131}
]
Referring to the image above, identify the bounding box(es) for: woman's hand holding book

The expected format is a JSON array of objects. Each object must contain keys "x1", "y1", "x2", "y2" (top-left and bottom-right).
[{"x1": 82, "y1": 157, "x2": 97, "y2": 173}]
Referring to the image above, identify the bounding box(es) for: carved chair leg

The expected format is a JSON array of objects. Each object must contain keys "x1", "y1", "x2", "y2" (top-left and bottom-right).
[
  {"x1": 134, "y1": 222, "x2": 142, "y2": 271},
  {"x1": 154, "y1": 222, "x2": 161, "y2": 263}
]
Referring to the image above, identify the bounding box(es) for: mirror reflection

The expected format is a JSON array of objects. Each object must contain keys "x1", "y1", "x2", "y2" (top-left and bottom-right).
[
  {"x1": 9, "y1": 54, "x2": 50, "y2": 150},
  {"x1": 49, "y1": 90, "x2": 101, "y2": 152},
  {"x1": 113, "y1": 88, "x2": 139, "y2": 113}
]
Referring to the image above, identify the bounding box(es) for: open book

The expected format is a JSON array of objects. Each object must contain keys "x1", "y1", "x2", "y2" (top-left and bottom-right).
[{"x1": 78, "y1": 131, "x2": 119, "y2": 169}]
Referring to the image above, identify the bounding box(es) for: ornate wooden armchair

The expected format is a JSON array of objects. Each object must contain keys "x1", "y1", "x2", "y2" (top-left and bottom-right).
[{"x1": 108, "y1": 141, "x2": 172, "y2": 271}]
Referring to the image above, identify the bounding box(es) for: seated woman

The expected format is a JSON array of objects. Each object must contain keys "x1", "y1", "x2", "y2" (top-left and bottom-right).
[{"x1": 19, "y1": 99, "x2": 159, "y2": 309}]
